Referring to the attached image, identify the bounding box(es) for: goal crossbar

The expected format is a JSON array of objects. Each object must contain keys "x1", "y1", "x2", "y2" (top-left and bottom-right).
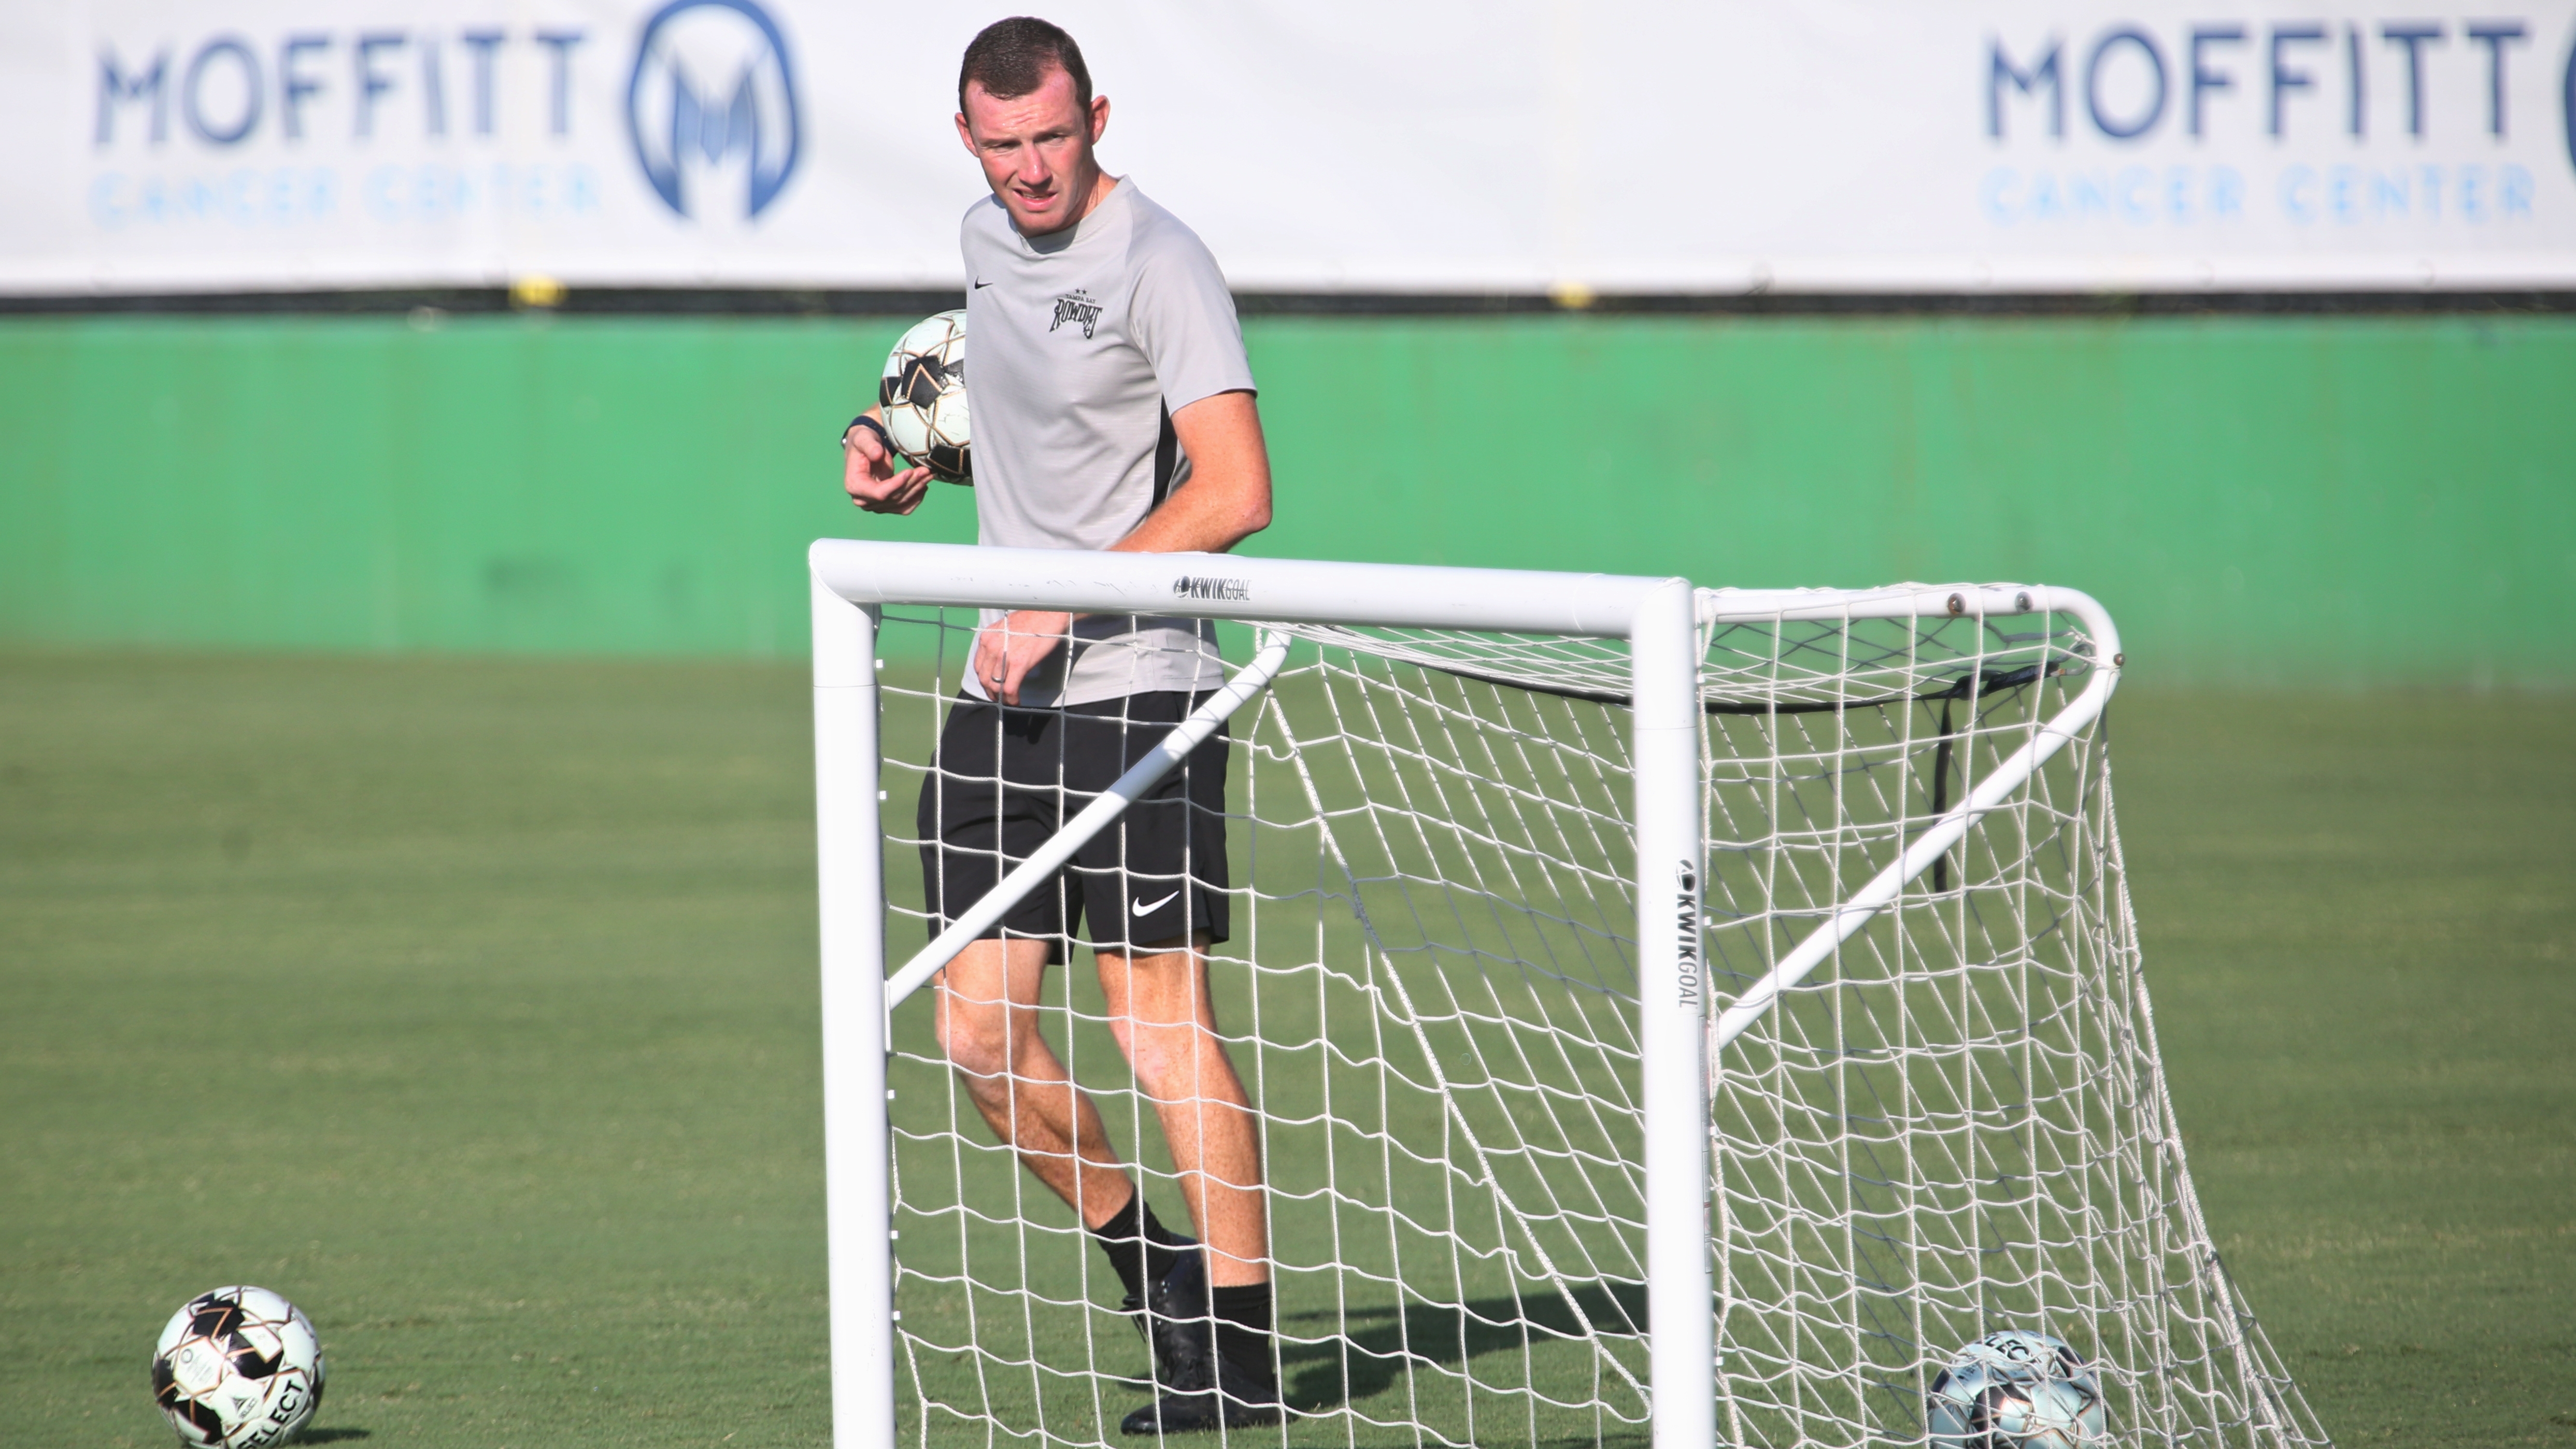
[{"x1": 809, "y1": 538, "x2": 1678, "y2": 635}]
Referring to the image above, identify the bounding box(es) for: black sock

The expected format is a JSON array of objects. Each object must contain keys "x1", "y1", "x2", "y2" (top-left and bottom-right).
[
  {"x1": 1208, "y1": 1282, "x2": 1275, "y2": 1374},
  {"x1": 1092, "y1": 1191, "x2": 1196, "y2": 1303},
  {"x1": 1140, "y1": 1201, "x2": 1194, "y2": 1287},
  {"x1": 1091, "y1": 1190, "x2": 1149, "y2": 1303}
]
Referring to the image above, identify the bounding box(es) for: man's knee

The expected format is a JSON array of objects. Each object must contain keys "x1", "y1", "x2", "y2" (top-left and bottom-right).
[
  {"x1": 938, "y1": 1000, "x2": 1014, "y2": 1084},
  {"x1": 1126, "y1": 1025, "x2": 1243, "y2": 1105}
]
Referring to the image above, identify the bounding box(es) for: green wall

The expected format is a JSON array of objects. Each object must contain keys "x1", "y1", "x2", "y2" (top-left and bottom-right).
[{"x1": 3, "y1": 312, "x2": 2569, "y2": 685}]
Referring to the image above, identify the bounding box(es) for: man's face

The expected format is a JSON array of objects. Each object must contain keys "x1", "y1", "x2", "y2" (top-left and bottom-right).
[{"x1": 956, "y1": 66, "x2": 1109, "y2": 235}]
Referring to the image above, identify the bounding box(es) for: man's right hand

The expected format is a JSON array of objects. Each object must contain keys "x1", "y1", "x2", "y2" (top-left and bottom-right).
[{"x1": 844, "y1": 418, "x2": 933, "y2": 515}]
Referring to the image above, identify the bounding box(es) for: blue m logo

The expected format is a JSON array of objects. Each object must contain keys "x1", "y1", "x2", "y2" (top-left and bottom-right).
[
  {"x1": 626, "y1": 0, "x2": 801, "y2": 220},
  {"x1": 2564, "y1": 33, "x2": 2575, "y2": 179}
]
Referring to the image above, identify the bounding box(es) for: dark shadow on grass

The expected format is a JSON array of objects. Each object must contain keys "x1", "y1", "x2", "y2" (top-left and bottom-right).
[
  {"x1": 1279, "y1": 1281, "x2": 1649, "y2": 1416},
  {"x1": 297, "y1": 1430, "x2": 372, "y2": 1444}
]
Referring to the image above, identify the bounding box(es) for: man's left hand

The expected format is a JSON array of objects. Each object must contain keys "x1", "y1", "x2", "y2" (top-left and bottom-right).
[{"x1": 973, "y1": 610, "x2": 1072, "y2": 705}]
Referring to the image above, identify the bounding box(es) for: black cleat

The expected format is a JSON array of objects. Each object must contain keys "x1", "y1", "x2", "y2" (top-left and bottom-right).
[
  {"x1": 1117, "y1": 1355, "x2": 1284, "y2": 1435},
  {"x1": 1119, "y1": 1254, "x2": 1284, "y2": 1434},
  {"x1": 1134, "y1": 1246, "x2": 1217, "y2": 1391}
]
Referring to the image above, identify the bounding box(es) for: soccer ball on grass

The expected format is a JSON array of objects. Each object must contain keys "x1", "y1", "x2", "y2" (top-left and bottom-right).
[
  {"x1": 879, "y1": 308, "x2": 971, "y2": 484},
  {"x1": 1927, "y1": 1328, "x2": 2105, "y2": 1448},
  {"x1": 151, "y1": 1287, "x2": 326, "y2": 1448}
]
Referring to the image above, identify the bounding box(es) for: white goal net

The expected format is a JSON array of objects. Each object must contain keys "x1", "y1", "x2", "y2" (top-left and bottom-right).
[
  {"x1": 1689, "y1": 599, "x2": 2328, "y2": 1449},
  {"x1": 808, "y1": 543, "x2": 2330, "y2": 1449}
]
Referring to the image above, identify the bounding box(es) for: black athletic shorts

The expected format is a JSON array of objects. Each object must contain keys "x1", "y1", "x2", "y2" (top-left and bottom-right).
[{"x1": 918, "y1": 690, "x2": 1230, "y2": 962}]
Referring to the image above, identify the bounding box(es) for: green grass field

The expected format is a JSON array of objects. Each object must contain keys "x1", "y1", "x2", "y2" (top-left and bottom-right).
[{"x1": 3, "y1": 651, "x2": 2569, "y2": 1447}]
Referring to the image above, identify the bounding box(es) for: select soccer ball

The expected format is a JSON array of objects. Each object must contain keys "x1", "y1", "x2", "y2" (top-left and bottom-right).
[
  {"x1": 879, "y1": 308, "x2": 971, "y2": 484},
  {"x1": 1928, "y1": 1329, "x2": 2106, "y2": 1448},
  {"x1": 151, "y1": 1287, "x2": 326, "y2": 1448}
]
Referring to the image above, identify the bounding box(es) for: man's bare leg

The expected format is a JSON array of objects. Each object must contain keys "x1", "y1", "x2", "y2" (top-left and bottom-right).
[
  {"x1": 933, "y1": 936, "x2": 1135, "y2": 1229},
  {"x1": 1096, "y1": 932, "x2": 1269, "y2": 1286}
]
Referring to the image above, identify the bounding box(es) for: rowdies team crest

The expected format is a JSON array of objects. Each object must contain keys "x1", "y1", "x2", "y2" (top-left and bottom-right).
[{"x1": 1050, "y1": 289, "x2": 1105, "y2": 339}]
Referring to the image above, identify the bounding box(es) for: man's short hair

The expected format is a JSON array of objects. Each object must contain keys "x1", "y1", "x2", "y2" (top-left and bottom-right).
[{"x1": 959, "y1": 17, "x2": 1092, "y2": 115}]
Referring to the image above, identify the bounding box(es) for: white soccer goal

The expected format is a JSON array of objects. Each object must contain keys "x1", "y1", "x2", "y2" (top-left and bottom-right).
[{"x1": 808, "y1": 539, "x2": 2330, "y2": 1449}]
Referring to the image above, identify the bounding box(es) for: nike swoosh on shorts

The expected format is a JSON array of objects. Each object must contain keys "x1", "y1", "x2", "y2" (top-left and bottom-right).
[{"x1": 1132, "y1": 890, "x2": 1179, "y2": 916}]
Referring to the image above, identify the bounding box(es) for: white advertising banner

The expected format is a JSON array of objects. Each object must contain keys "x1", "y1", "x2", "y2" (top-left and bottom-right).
[{"x1": 6, "y1": 0, "x2": 2573, "y2": 295}]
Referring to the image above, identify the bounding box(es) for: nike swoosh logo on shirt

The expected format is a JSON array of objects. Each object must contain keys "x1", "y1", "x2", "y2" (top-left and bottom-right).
[
  {"x1": 972, "y1": 278, "x2": 993, "y2": 289},
  {"x1": 1132, "y1": 890, "x2": 1179, "y2": 917}
]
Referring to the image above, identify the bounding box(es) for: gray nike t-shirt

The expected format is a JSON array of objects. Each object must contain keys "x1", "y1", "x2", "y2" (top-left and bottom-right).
[{"x1": 958, "y1": 179, "x2": 1256, "y2": 707}]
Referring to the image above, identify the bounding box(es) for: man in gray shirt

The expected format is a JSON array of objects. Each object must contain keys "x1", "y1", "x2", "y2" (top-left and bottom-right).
[{"x1": 839, "y1": 17, "x2": 1280, "y2": 1436}]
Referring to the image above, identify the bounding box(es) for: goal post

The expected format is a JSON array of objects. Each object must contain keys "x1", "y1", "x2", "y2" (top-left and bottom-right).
[
  {"x1": 807, "y1": 539, "x2": 2328, "y2": 1449},
  {"x1": 812, "y1": 541, "x2": 1708, "y2": 1448},
  {"x1": 808, "y1": 567, "x2": 896, "y2": 1449}
]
